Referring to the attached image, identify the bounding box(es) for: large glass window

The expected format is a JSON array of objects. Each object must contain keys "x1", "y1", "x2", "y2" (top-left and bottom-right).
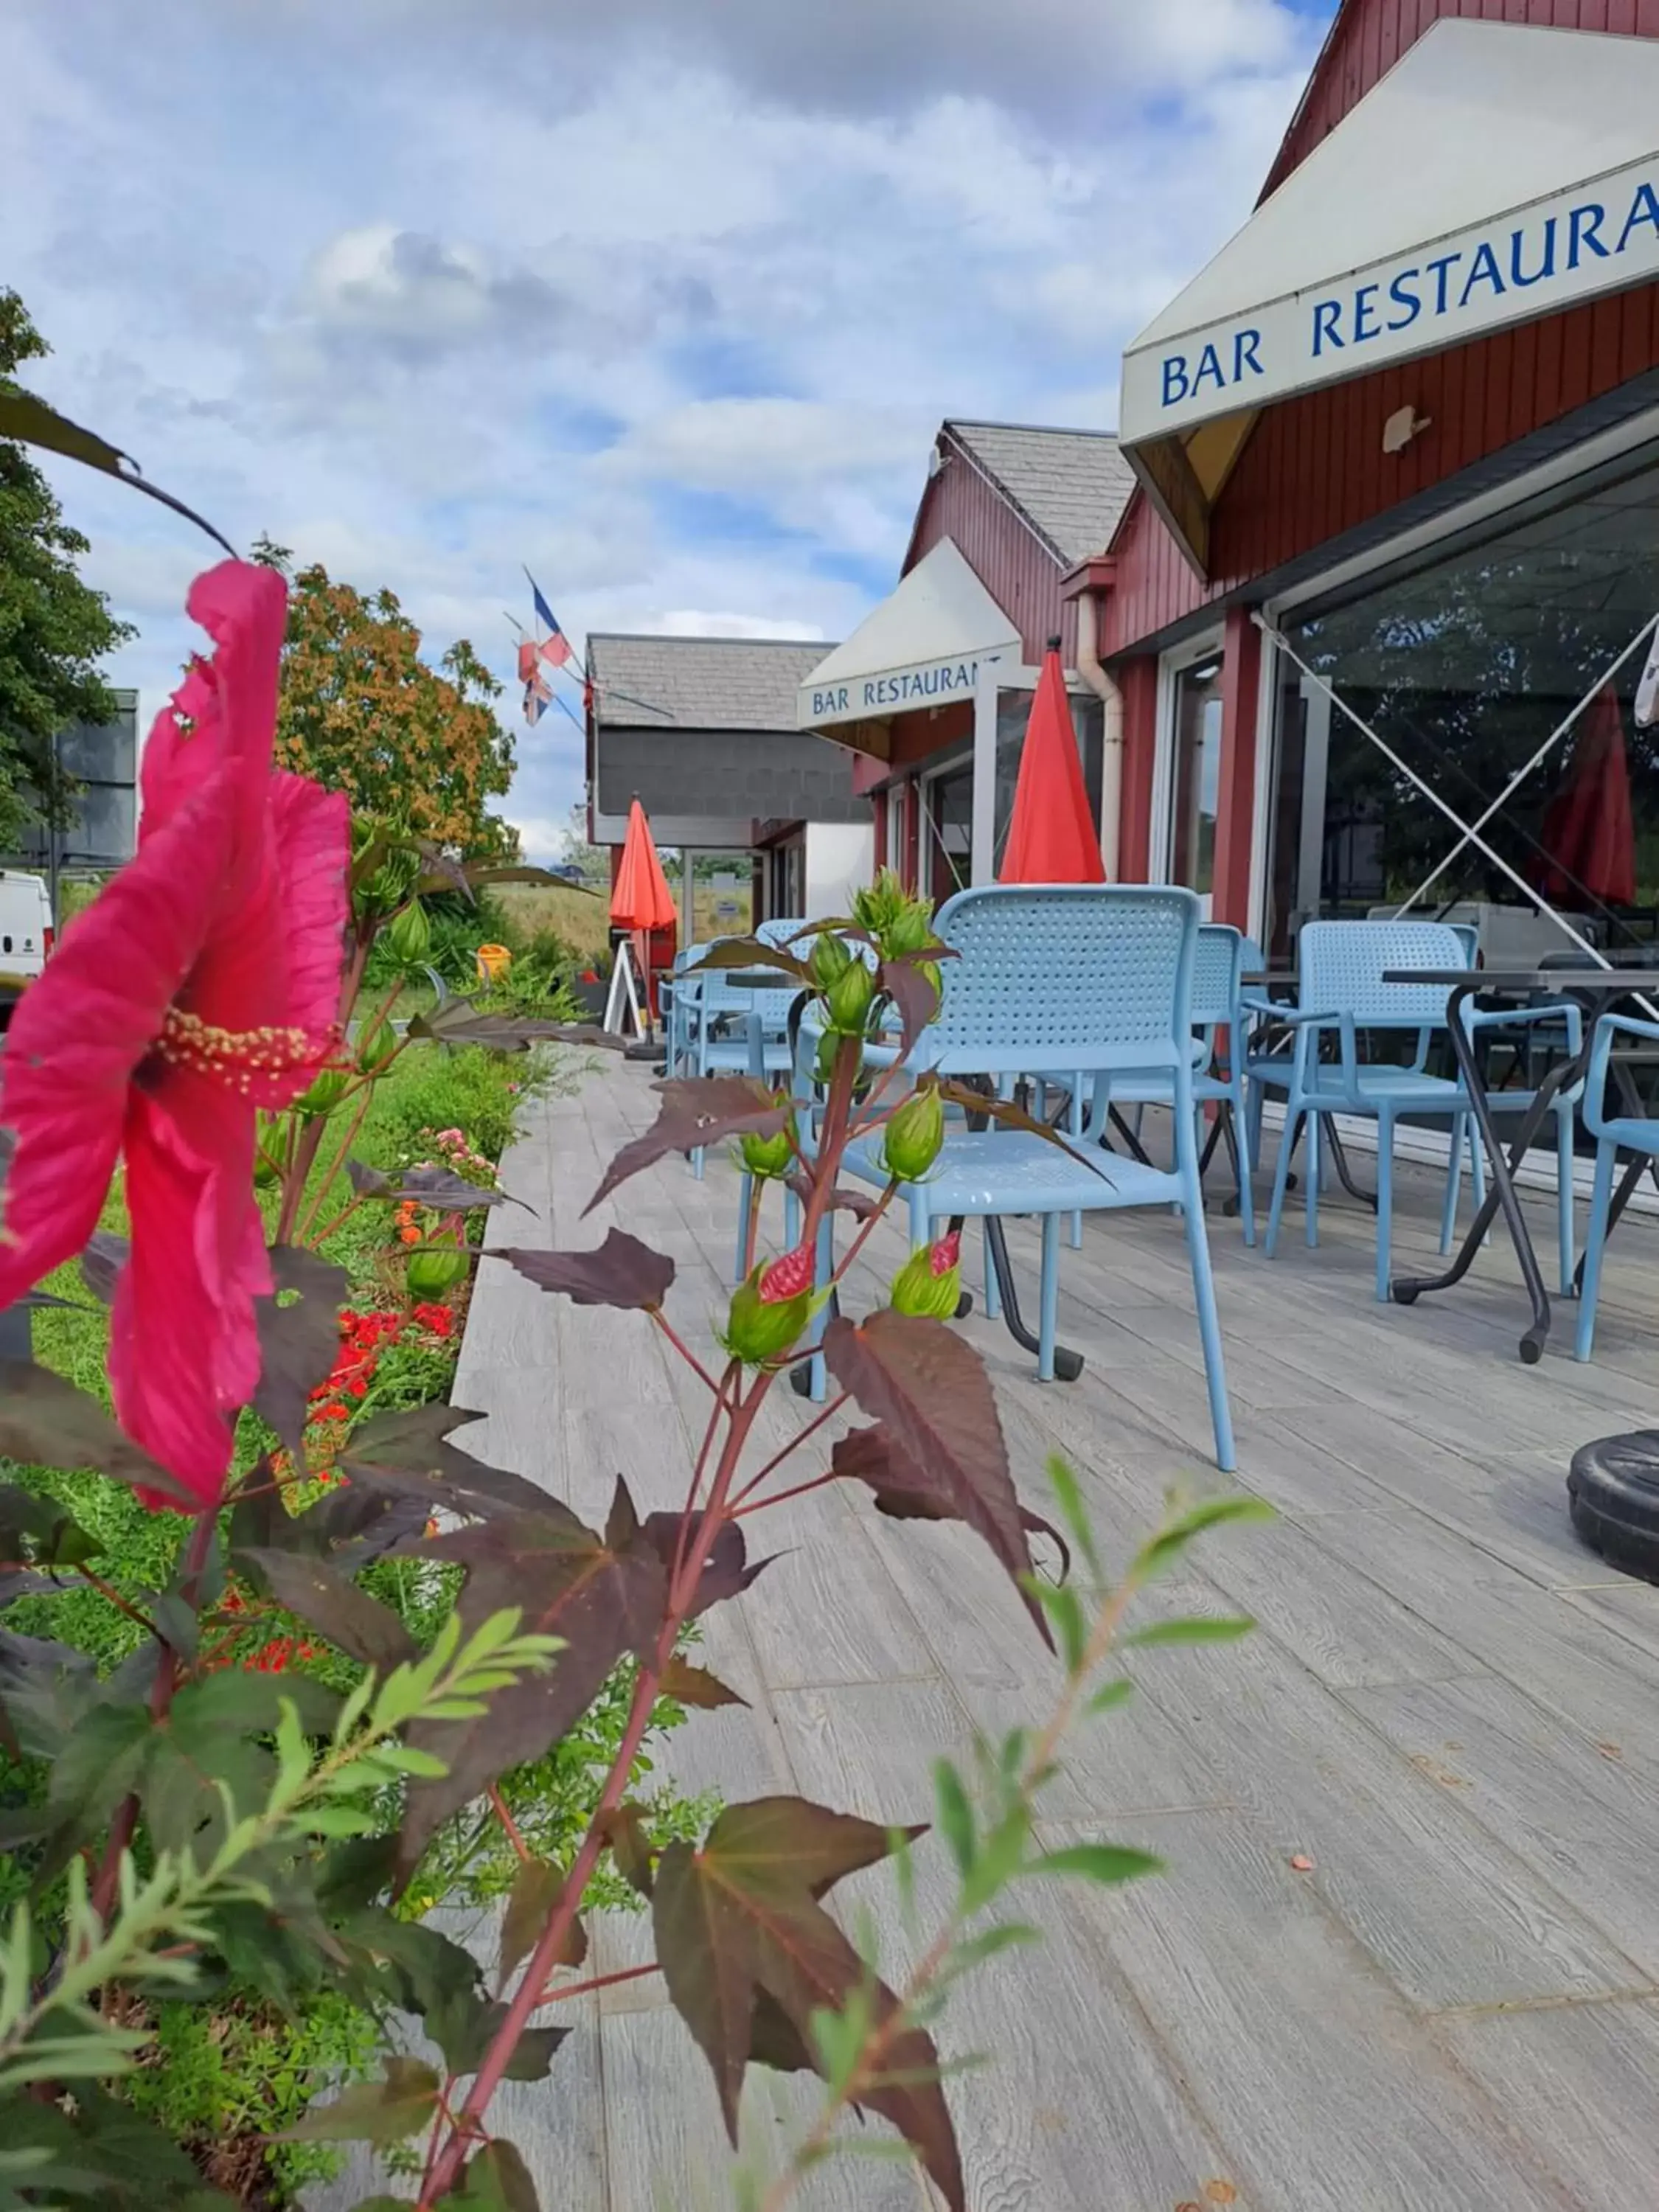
[
  {"x1": 1169, "y1": 655, "x2": 1222, "y2": 896},
  {"x1": 922, "y1": 759, "x2": 973, "y2": 908},
  {"x1": 1264, "y1": 443, "x2": 1659, "y2": 958}
]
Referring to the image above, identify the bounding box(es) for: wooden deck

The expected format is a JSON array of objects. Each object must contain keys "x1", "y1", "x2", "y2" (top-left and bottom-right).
[{"x1": 336, "y1": 1055, "x2": 1659, "y2": 2210}]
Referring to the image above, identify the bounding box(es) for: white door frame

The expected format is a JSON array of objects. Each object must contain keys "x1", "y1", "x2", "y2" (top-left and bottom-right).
[{"x1": 1151, "y1": 627, "x2": 1225, "y2": 891}]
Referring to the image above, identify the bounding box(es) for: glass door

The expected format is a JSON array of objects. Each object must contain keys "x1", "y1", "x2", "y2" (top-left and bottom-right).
[
  {"x1": 1166, "y1": 653, "x2": 1223, "y2": 900},
  {"x1": 921, "y1": 759, "x2": 974, "y2": 910}
]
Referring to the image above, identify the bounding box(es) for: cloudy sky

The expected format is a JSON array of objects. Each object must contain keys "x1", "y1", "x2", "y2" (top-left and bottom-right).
[{"x1": 3, "y1": 0, "x2": 1334, "y2": 858}]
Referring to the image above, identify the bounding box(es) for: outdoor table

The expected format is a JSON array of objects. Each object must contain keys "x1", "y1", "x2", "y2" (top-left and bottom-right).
[{"x1": 1385, "y1": 966, "x2": 1659, "y2": 1363}]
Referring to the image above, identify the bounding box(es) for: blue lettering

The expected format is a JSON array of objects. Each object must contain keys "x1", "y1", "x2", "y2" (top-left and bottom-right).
[
  {"x1": 838, "y1": 687, "x2": 849, "y2": 712},
  {"x1": 1162, "y1": 354, "x2": 1190, "y2": 407},
  {"x1": 1233, "y1": 327, "x2": 1264, "y2": 381},
  {"x1": 863, "y1": 680, "x2": 878, "y2": 709},
  {"x1": 1509, "y1": 218, "x2": 1557, "y2": 289},
  {"x1": 1458, "y1": 240, "x2": 1506, "y2": 308},
  {"x1": 1425, "y1": 251, "x2": 1462, "y2": 315},
  {"x1": 1387, "y1": 268, "x2": 1422, "y2": 331},
  {"x1": 1192, "y1": 342, "x2": 1226, "y2": 394},
  {"x1": 1618, "y1": 181, "x2": 1659, "y2": 253},
  {"x1": 1569, "y1": 202, "x2": 1608, "y2": 267},
  {"x1": 1352, "y1": 283, "x2": 1382, "y2": 343},
  {"x1": 1312, "y1": 298, "x2": 1344, "y2": 355}
]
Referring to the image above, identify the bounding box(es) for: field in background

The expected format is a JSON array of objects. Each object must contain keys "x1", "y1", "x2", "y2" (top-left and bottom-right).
[{"x1": 490, "y1": 883, "x2": 611, "y2": 960}]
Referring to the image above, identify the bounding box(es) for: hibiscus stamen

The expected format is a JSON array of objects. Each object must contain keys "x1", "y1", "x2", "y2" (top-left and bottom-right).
[{"x1": 156, "y1": 1006, "x2": 332, "y2": 1090}]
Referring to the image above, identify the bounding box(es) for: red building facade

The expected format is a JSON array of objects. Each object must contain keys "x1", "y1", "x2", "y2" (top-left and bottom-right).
[{"x1": 1092, "y1": 0, "x2": 1659, "y2": 952}]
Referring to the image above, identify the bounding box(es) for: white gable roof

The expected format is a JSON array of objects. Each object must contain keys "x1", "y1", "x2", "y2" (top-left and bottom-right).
[
  {"x1": 1121, "y1": 20, "x2": 1659, "y2": 445},
  {"x1": 799, "y1": 538, "x2": 1019, "y2": 731}
]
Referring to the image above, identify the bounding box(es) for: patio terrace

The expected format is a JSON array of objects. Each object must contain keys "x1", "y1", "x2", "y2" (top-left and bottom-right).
[{"x1": 399, "y1": 1055, "x2": 1659, "y2": 2208}]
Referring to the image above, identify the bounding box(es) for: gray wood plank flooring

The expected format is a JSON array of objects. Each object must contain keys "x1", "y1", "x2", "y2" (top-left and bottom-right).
[{"x1": 319, "y1": 1057, "x2": 1659, "y2": 2210}]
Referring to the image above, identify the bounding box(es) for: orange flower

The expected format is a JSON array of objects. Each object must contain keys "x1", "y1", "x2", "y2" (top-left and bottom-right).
[{"x1": 400, "y1": 1224, "x2": 421, "y2": 1245}]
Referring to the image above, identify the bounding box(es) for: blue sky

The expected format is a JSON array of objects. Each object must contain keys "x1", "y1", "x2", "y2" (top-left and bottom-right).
[{"x1": 3, "y1": 0, "x2": 1335, "y2": 857}]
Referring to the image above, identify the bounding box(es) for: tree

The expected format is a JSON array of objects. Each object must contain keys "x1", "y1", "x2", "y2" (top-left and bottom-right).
[
  {"x1": 0, "y1": 291, "x2": 133, "y2": 849},
  {"x1": 254, "y1": 538, "x2": 520, "y2": 860}
]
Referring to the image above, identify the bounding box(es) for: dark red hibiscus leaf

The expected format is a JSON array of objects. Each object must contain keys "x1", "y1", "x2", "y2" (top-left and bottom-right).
[
  {"x1": 877, "y1": 956, "x2": 943, "y2": 1057},
  {"x1": 585, "y1": 1079, "x2": 791, "y2": 1216},
  {"x1": 639, "y1": 1512, "x2": 771, "y2": 1618},
  {"x1": 0, "y1": 1363, "x2": 194, "y2": 1508},
  {"x1": 690, "y1": 936, "x2": 813, "y2": 985},
  {"x1": 253, "y1": 1246, "x2": 349, "y2": 1462},
  {"x1": 504, "y1": 1230, "x2": 675, "y2": 1312},
  {"x1": 785, "y1": 1173, "x2": 878, "y2": 1222},
  {"x1": 834, "y1": 1424, "x2": 1071, "y2": 1593},
  {"x1": 396, "y1": 1478, "x2": 667, "y2": 1881},
  {"x1": 824, "y1": 1311, "x2": 1049, "y2": 1648},
  {"x1": 348, "y1": 1161, "x2": 515, "y2": 1212},
  {"x1": 411, "y1": 1000, "x2": 617, "y2": 1054},
  {"x1": 653, "y1": 1796, "x2": 959, "y2": 2208},
  {"x1": 232, "y1": 1547, "x2": 418, "y2": 1671},
  {"x1": 335, "y1": 1403, "x2": 557, "y2": 1524}
]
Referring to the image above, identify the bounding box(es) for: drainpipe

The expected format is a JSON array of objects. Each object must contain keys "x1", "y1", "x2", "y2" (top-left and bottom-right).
[{"x1": 1074, "y1": 582, "x2": 1123, "y2": 880}]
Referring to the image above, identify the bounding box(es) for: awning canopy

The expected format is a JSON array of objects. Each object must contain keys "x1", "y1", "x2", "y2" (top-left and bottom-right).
[
  {"x1": 1119, "y1": 18, "x2": 1659, "y2": 574},
  {"x1": 798, "y1": 538, "x2": 1020, "y2": 758}
]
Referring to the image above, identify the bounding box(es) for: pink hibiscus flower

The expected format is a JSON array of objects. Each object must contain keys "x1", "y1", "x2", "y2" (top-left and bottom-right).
[{"x1": 0, "y1": 561, "x2": 349, "y2": 1501}]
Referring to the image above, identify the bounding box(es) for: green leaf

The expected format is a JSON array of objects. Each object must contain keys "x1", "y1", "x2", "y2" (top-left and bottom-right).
[
  {"x1": 932, "y1": 1761, "x2": 975, "y2": 1879},
  {"x1": 1086, "y1": 1678, "x2": 1135, "y2": 1716},
  {"x1": 1124, "y1": 1615, "x2": 1256, "y2": 1648},
  {"x1": 653, "y1": 1796, "x2": 959, "y2": 2208},
  {"x1": 1131, "y1": 1495, "x2": 1275, "y2": 1582},
  {"x1": 824, "y1": 1318, "x2": 1050, "y2": 1650},
  {"x1": 1026, "y1": 1579, "x2": 1088, "y2": 1674},
  {"x1": 1031, "y1": 1843, "x2": 1164, "y2": 1886},
  {"x1": 1043, "y1": 1456, "x2": 1101, "y2": 1582},
  {"x1": 278, "y1": 2057, "x2": 442, "y2": 2143}
]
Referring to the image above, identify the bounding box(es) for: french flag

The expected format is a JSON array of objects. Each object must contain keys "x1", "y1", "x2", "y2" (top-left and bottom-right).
[{"x1": 529, "y1": 574, "x2": 572, "y2": 668}]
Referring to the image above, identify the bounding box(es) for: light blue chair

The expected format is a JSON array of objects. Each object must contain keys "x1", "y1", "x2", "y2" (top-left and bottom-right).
[
  {"x1": 1575, "y1": 1010, "x2": 1659, "y2": 1360},
  {"x1": 814, "y1": 884, "x2": 1235, "y2": 1472}
]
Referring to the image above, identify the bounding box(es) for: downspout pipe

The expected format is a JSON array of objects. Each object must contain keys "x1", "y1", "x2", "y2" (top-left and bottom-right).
[{"x1": 1073, "y1": 580, "x2": 1122, "y2": 880}]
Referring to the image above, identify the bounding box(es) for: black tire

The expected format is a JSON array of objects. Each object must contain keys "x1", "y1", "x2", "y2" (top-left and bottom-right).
[{"x1": 1568, "y1": 1431, "x2": 1659, "y2": 1582}]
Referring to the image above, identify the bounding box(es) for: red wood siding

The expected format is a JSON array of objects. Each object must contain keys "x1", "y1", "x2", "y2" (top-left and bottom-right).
[
  {"x1": 1102, "y1": 279, "x2": 1659, "y2": 655},
  {"x1": 909, "y1": 450, "x2": 1074, "y2": 664},
  {"x1": 1115, "y1": 658, "x2": 1159, "y2": 883},
  {"x1": 1263, "y1": 0, "x2": 1659, "y2": 203}
]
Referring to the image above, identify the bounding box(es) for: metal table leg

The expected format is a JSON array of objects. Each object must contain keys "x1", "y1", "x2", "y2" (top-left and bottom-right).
[
  {"x1": 1392, "y1": 984, "x2": 1582, "y2": 1363},
  {"x1": 1324, "y1": 1120, "x2": 1377, "y2": 1212}
]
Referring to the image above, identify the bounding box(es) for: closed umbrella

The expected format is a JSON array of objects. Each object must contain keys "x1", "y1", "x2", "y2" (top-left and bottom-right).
[
  {"x1": 999, "y1": 636, "x2": 1105, "y2": 884},
  {"x1": 609, "y1": 798, "x2": 676, "y2": 1041},
  {"x1": 1537, "y1": 683, "x2": 1636, "y2": 910}
]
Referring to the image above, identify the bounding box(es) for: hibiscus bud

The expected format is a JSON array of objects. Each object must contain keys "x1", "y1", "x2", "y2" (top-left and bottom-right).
[
  {"x1": 296, "y1": 1068, "x2": 350, "y2": 1119},
  {"x1": 720, "y1": 1259, "x2": 815, "y2": 1366},
  {"x1": 739, "y1": 1120, "x2": 793, "y2": 1179},
  {"x1": 884, "y1": 902, "x2": 935, "y2": 958},
  {"x1": 406, "y1": 1245, "x2": 468, "y2": 1301},
  {"x1": 889, "y1": 1237, "x2": 962, "y2": 1321},
  {"x1": 880, "y1": 1085, "x2": 944, "y2": 1182},
  {"x1": 810, "y1": 932, "x2": 853, "y2": 988},
  {"x1": 824, "y1": 958, "x2": 874, "y2": 1036},
  {"x1": 813, "y1": 1028, "x2": 845, "y2": 1086},
  {"x1": 356, "y1": 1015, "x2": 396, "y2": 1074},
  {"x1": 385, "y1": 899, "x2": 431, "y2": 967}
]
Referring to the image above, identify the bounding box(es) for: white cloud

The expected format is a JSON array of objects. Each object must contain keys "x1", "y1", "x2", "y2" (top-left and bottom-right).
[{"x1": 1, "y1": 0, "x2": 1328, "y2": 844}]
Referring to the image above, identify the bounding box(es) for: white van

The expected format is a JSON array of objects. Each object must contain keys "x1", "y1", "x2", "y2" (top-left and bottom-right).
[{"x1": 0, "y1": 872, "x2": 54, "y2": 982}]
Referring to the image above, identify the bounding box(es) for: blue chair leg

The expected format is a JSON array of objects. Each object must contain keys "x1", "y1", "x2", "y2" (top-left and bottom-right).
[
  {"x1": 1265, "y1": 1106, "x2": 1301, "y2": 1260},
  {"x1": 983, "y1": 1220, "x2": 1001, "y2": 1320},
  {"x1": 1068, "y1": 1088, "x2": 1084, "y2": 1251},
  {"x1": 1557, "y1": 1105, "x2": 1576, "y2": 1298},
  {"x1": 1180, "y1": 1177, "x2": 1236, "y2": 1473},
  {"x1": 807, "y1": 1212, "x2": 835, "y2": 1400},
  {"x1": 1245, "y1": 1078, "x2": 1264, "y2": 1174},
  {"x1": 1439, "y1": 1113, "x2": 1464, "y2": 1256},
  {"x1": 1304, "y1": 1110, "x2": 1321, "y2": 1249},
  {"x1": 1467, "y1": 1111, "x2": 1486, "y2": 1236},
  {"x1": 908, "y1": 1186, "x2": 930, "y2": 1249},
  {"x1": 1037, "y1": 1212, "x2": 1060, "y2": 1382},
  {"x1": 1233, "y1": 1088, "x2": 1256, "y2": 1248},
  {"x1": 1575, "y1": 1138, "x2": 1618, "y2": 1362},
  {"x1": 733, "y1": 1171, "x2": 756, "y2": 1286},
  {"x1": 1375, "y1": 1110, "x2": 1394, "y2": 1303},
  {"x1": 783, "y1": 1180, "x2": 801, "y2": 1253}
]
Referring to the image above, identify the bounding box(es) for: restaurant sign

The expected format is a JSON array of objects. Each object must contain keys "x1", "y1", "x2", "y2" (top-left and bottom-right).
[
  {"x1": 1121, "y1": 154, "x2": 1659, "y2": 443},
  {"x1": 799, "y1": 653, "x2": 992, "y2": 728}
]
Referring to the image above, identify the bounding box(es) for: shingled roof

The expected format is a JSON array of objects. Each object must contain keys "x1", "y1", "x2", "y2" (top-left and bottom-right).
[
  {"x1": 942, "y1": 420, "x2": 1137, "y2": 566},
  {"x1": 587, "y1": 633, "x2": 834, "y2": 731}
]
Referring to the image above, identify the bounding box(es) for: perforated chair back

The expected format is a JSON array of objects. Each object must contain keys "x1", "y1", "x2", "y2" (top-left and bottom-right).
[
  {"x1": 929, "y1": 885, "x2": 1199, "y2": 1079},
  {"x1": 1193, "y1": 924, "x2": 1243, "y2": 1033},
  {"x1": 756, "y1": 917, "x2": 808, "y2": 951},
  {"x1": 1298, "y1": 919, "x2": 1472, "y2": 1029}
]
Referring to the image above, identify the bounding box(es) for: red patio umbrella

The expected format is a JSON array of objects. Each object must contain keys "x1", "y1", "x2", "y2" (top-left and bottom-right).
[
  {"x1": 1537, "y1": 683, "x2": 1636, "y2": 909},
  {"x1": 610, "y1": 797, "x2": 676, "y2": 1032},
  {"x1": 999, "y1": 637, "x2": 1105, "y2": 885}
]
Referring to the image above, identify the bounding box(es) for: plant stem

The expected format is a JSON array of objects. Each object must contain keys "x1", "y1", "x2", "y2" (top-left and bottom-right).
[
  {"x1": 728, "y1": 1394, "x2": 849, "y2": 1507},
  {"x1": 649, "y1": 1309, "x2": 725, "y2": 1398},
  {"x1": 534, "y1": 1961, "x2": 659, "y2": 2006},
  {"x1": 488, "y1": 1784, "x2": 532, "y2": 1865},
  {"x1": 730, "y1": 1467, "x2": 841, "y2": 1520}
]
